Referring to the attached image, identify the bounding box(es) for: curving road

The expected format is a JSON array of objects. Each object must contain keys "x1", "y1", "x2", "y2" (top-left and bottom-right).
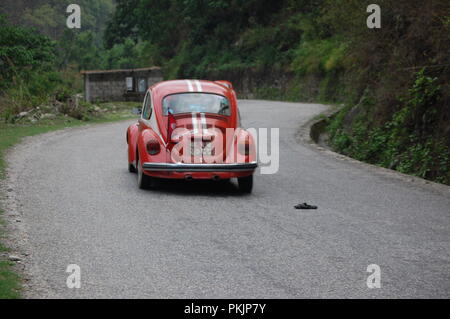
[{"x1": 6, "y1": 100, "x2": 450, "y2": 298}]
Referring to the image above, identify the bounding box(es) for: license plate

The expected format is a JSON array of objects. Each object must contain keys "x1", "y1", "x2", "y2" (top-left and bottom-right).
[{"x1": 190, "y1": 142, "x2": 213, "y2": 156}]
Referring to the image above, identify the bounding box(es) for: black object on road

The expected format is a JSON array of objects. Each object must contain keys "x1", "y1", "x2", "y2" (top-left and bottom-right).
[{"x1": 295, "y1": 202, "x2": 318, "y2": 209}]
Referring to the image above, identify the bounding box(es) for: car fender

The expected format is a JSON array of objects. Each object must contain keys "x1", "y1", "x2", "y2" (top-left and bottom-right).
[
  {"x1": 242, "y1": 128, "x2": 257, "y2": 162},
  {"x1": 137, "y1": 128, "x2": 166, "y2": 164},
  {"x1": 127, "y1": 123, "x2": 139, "y2": 165}
]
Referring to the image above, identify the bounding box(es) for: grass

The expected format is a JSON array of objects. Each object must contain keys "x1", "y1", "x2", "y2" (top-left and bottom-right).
[
  {"x1": 0, "y1": 261, "x2": 20, "y2": 299},
  {"x1": 0, "y1": 101, "x2": 138, "y2": 298}
]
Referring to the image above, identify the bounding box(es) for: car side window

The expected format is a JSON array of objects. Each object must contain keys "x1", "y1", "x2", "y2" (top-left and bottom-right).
[
  {"x1": 142, "y1": 91, "x2": 153, "y2": 120},
  {"x1": 141, "y1": 92, "x2": 149, "y2": 118}
]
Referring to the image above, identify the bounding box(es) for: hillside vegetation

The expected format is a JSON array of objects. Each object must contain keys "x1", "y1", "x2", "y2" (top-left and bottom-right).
[{"x1": 0, "y1": 1, "x2": 117, "y2": 122}]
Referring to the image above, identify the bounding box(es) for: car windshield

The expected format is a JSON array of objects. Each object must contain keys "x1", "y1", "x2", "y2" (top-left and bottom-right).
[{"x1": 163, "y1": 93, "x2": 231, "y2": 116}]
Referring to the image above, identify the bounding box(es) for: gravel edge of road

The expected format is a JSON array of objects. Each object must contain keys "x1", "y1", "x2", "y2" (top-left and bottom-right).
[
  {"x1": 296, "y1": 108, "x2": 450, "y2": 197},
  {"x1": 1, "y1": 120, "x2": 134, "y2": 299}
]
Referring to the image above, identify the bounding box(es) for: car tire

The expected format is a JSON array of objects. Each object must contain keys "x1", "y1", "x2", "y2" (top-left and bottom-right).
[
  {"x1": 137, "y1": 158, "x2": 153, "y2": 189},
  {"x1": 128, "y1": 163, "x2": 136, "y2": 173},
  {"x1": 238, "y1": 175, "x2": 253, "y2": 193}
]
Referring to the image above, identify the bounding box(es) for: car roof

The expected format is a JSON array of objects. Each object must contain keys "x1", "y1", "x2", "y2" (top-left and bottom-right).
[{"x1": 150, "y1": 79, "x2": 232, "y2": 97}]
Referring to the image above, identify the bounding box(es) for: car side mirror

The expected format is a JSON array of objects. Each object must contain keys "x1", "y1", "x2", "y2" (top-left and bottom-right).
[{"x1": 132, "y1": 107, "x2": 142, "y2": 115}]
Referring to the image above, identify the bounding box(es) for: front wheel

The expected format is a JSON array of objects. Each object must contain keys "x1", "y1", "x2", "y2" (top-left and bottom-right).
[
  {"x1": 137, "y1": 158, "x2": 154, "y2": 189},
  {"x1": 237, "y1": 175, "x2": 253, "y2": 193}
]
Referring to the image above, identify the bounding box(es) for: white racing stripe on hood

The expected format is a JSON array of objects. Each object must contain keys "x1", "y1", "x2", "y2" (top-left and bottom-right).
[
  {"x1": 200, "y1": 113, "x2": 208, "y2": 135},
  {"x1": 185, "y1": 80, "x2": 194, "y2": 92},
  {"x1": 191, "y1": 112, "x2": 199, "y2": 134},
  {"x1": 194, "y1": 80, "x2": 203, "y2": 92}
]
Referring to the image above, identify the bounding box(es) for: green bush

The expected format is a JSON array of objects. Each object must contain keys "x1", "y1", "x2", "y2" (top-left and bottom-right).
[
  {"x1": 291, "y1": 37, "x2": 347, "y2": 76},
  {"x1": 0, "y1": 15, "x2": 56, "y2": 89},
  {"x1": 327, "y1": 69, "x2": 450, "y2": 185}
]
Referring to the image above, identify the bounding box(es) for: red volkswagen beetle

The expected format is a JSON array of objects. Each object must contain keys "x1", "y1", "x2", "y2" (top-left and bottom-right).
[{"x1": 126, "y1": 80, "x2": 257, "y2": 193}]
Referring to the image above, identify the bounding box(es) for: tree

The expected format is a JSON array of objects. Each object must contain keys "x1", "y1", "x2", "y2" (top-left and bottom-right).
[{"x1": 0, "y1": 15, "x2": 56, "y2": 89}]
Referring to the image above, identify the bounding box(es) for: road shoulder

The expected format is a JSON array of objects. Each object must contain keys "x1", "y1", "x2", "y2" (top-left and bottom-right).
[
  {"x1": 296, "y1": 107, "x2": 450, "y2": 197},
  {"x1": 0, "y1": 115, "x2": 136, "y2": 299}
]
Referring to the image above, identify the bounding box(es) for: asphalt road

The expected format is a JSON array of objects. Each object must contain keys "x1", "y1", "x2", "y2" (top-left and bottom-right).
[{"x1": 6, "y1": 100, "x2": 450, "y2": 298}]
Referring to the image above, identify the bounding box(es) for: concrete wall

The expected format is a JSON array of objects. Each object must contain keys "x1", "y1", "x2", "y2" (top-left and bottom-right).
[{"x1": 84, "y1": 68, "x2": 163, "y2": 103}]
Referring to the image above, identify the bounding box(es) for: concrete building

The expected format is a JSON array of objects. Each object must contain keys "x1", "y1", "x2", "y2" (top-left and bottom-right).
[{"x1": 81, "y1": 67, "x2": 163, "y2": 103}]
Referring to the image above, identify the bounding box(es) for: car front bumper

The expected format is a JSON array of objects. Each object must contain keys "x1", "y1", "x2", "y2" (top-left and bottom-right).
[{"x1": 142, "y1": 162, "x2": 258, "y2": 172}]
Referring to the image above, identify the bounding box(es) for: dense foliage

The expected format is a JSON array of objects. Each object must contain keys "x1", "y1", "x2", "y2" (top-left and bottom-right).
[
  {"x1": 0, "y1": 1, "x2": 115, "y2": 121},
  {"x1": 0, "y1": 0, "x2": 115, "y2": 68},
  {"x1": 0, "y1": 15, "x2": 62, "y2": 120},
  {"x1": 328, "y1": 69, "x2": 449, "y2": 184},
  {"x1": 321, "y1": 0, "x2": 450, "y2": 184},
  {"x1": 105, "y1": 0, "x2": 322, "y2": 77},
  {"x1": 0, "y1": 15, "x2": 55, "y2": 88}
]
